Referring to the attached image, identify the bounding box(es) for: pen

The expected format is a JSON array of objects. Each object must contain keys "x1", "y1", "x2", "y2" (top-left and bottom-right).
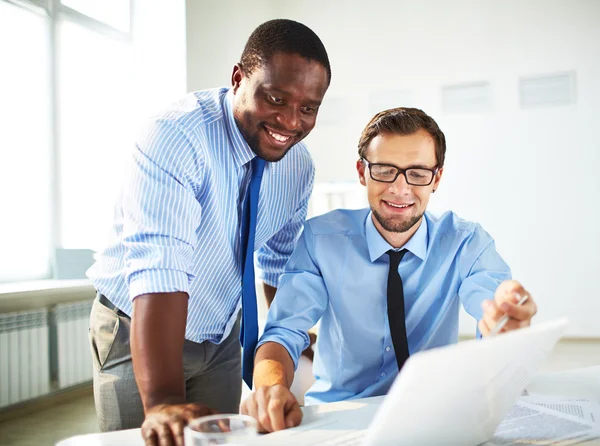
[{"x1": 489, "y1": 293, "x2": 529, "y2": 336}]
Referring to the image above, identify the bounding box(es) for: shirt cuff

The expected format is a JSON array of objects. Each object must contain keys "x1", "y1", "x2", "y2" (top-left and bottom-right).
[
  {"x1": 128, "y1": 269, "x2": 190, "y2": 301},
  {"x1": 259, "y1": 270, "x2": 281, "y2": 288},
  {"x1": 257, "y1": 328, "x2": 308, "y2": 371}
]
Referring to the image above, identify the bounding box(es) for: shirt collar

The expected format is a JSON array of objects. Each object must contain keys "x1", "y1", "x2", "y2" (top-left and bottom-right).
[
  {"x1": 223, "y1": 88, "x2": 256, "y2": 167},
  {"x1": 365, "y1": 211, "x2": 428, "y2": 262}
]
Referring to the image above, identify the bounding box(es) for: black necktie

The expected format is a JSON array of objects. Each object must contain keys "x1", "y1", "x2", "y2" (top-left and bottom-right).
[{"x1": 387, "y1": 249, "x2": 410, "y2": 371}]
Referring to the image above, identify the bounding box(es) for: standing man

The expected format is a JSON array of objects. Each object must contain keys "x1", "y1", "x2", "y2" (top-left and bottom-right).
[
  {"x1": 86, "y1": 19, "x2": 330, "y2": 445},
  {"x1": 240, "y1": 107, "x2": 538, "y2": 432}
]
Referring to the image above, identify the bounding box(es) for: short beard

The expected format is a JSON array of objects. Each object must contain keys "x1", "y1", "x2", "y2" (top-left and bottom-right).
[{"x1": 373, "y1": 209, "x2": 423, "y2": 233}]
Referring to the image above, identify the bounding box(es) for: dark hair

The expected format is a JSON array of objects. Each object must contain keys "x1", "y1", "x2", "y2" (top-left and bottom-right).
[
  {"x1": 240, "y1": 19, "x2": 331, "y2": 84},
  {"x1": 358, "y1": 107, "x2": 446, "y2": 167}
]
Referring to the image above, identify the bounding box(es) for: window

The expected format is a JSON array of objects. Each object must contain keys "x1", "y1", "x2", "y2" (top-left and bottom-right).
[
  {"x1": 61, "y1": 0, "x2": 131, "y2": 32},
  {"x1": 0, "y1": 1, "x2": 52, "y2": 281},
  {"x1": 0, "y1": 0, "x2": 186, "y2": 282},
  {"x1": 58, "y1": 19, "x2": 134, "y2": 250}
]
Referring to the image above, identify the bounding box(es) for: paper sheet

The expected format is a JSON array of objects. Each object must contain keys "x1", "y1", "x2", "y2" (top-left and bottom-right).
[
  {"x1": 522, "y1": 395, "x2": 600, "y2": 424},
  {"x1": 483, "y1": 397, "x2": 600, "y2": 446}
]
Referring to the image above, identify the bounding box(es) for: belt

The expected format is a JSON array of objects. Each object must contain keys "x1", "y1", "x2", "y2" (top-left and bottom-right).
[{"x1": 97, "y1": 293, "x2": 130, "y2": 319}]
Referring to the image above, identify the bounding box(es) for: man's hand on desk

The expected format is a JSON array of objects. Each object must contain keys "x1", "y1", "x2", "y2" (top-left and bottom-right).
[
  {"x1": 240, "y1": 384, "x2": 303, "y2": 432},
  {"x1": 141, "y1": 402, "x2": 217, "y2": 446},
  {"x1": 478, "y1": 279, "x2": 538, "y2": 337}
]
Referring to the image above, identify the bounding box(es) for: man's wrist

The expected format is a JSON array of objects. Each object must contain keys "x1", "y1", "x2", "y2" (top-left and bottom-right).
[
  {"x1": 144, "y1": 393, "x2": 186, "y2": 412},
  {"x1": 255, "y1": 360, "x2": 290, "y2": 389}
]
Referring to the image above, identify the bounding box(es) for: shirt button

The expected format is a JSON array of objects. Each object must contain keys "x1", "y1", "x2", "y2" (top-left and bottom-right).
[
  {"x1": 385, "y1": 346, "x2": 391, "y2": 352},
  {"x1": 381, "y1": 372, "x2": 387, "y2": 377}
]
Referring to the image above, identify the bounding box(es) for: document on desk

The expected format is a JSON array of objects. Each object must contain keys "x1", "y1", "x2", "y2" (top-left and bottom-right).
[
  {"x1": 483, "y1": 397, "x2": 600, "y2": 446},
  {"x1": 522, "y1": 395, "x2": 600, "y2": 424}
]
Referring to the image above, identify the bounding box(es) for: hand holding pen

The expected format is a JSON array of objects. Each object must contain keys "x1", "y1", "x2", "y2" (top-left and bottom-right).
[{"x1": 478, "y1": 280, "x2": 538, "y2": 337}]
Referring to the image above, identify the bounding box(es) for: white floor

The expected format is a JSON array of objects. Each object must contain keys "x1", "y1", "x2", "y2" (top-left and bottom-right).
[{"x1": 0, "y1": 339, "x2": 599, "y2": 446}]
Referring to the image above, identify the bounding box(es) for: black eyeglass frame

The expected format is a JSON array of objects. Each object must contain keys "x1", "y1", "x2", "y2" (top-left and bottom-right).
[{"x1": 361, "y1": 157, "x2": 439, "y2": 186}]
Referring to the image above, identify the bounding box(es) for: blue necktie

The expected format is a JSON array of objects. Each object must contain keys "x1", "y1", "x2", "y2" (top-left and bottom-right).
[{"x1": 240, "y1": 156, "x2": 266, "y2": 388}]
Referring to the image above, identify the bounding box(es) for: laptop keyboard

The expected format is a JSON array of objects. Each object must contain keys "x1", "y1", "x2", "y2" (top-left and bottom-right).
[{"x1": 313, "y1": 431, "x2": 366, "y2": 445}]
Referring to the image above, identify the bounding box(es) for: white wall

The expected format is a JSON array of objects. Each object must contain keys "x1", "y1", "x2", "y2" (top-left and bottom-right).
[
  {"x1": 186, "y1": 0, "x2": 600, "y2": 337},
  {"x1": 133, "y1": 0, "x2": 187, "y2": 118},
  {"x1": 186, "y1": 0, "x2": 278, "y2": 92}
]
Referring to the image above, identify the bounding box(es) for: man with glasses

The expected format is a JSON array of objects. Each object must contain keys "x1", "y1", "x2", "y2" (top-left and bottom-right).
[{"x1": 240, "y1": 107, "x2": 538, "y2": 432}]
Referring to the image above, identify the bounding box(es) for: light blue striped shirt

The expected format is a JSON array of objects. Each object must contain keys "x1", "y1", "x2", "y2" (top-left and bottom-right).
[
  {"x1": 87, "y1": 88, "x2": 315, "y2": 344},
  {"x1": 258, "y1": 208, "x2": 511, "y2": 404}
]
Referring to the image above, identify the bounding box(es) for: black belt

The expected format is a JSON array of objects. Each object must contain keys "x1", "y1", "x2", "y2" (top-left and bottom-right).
[{"x1": 97, "y1": 293, "x2": 130, "y2": 319}]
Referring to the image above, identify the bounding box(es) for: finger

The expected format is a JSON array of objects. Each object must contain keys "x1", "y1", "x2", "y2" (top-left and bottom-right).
[
  {"x1": 155, "y1": 423, "x2": 175, "y2": 446},
  {"x1": 495, "y1": 280, "x2": 526, "y2": 302},
  {"x1": 170, "y1": 420, "x2": 185, "y2": 446},
  {"x1": 481, "y1": 308, "x2": 501, "y2": 334},
  {"x1": 246, "y1": 398, "x2": 268, "y2": 432},
  {"x1": 267, "y1": 393, "x2": 287, "y2": 431},
  {"x1": 217, "y1": 419, "x2": 232, "y2": 433},
  {"x1": 142, "y1": 427, "x2": 158, "y2": 446},
  {"x1": 478, "y1": 318, "x2": 491, "y2": 337},
  {"x1": 285, "y1": 402, "x2": 303, "y2": 429},
  {"x1": 255, "y1": 390, "x2": 274, "y2": 433},
  {"x1": 500, "y1": 317, "x2": 531, "y2": 332},
  {"x1": 245, "y1": 397, "x2": 267, "y2": 432},
  {"x1": 499, "y1": 299, "x2": 535, "y2": 321},
  {"x1": 241, "y1": 395, "x2": 257, "y2": 419},
  {"x1": 239, "y1": 398, "x2": 250, "y2": 415},
  {"x1": 481, "y1": 299, "x2": 502, "y2": 319}
]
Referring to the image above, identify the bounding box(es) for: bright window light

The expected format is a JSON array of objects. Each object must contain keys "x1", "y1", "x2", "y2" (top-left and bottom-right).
[
  {"x1": 0, "y1": 1, "x2": 52, "y2": 282},
  {"x1": 58, "y1": 19, "x2": 134, "y2": 251},
  {"x1": 61, "y1": 0, "x2": 131, "y2": 32}
]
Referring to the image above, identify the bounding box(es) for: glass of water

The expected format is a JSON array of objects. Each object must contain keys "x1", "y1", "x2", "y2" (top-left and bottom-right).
[{"x1": 184, "y1": 414, "x2": 258, "y2": 445}]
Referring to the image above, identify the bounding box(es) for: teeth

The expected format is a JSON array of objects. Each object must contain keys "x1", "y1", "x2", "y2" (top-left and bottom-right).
[
  {"x1": 267, "y1": 129, "x2": 290, "y2": 142},
  {"x1": 387, "y1": 202, "x2": 410, "y2": 208}
]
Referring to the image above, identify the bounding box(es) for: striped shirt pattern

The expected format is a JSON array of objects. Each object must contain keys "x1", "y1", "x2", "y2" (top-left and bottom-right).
[{"x1": 87, "y1": 87, "x2": 315, "y2": 344}]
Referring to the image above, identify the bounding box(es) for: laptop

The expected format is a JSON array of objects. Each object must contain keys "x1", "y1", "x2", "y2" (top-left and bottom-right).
[{"x1": 260, "y1": 318, "x2": 568, "y2": 446}]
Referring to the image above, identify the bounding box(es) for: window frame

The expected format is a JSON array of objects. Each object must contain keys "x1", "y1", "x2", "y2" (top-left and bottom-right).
[{"x1": 0, "y1": 0, "x2": 132, "y2": 283}]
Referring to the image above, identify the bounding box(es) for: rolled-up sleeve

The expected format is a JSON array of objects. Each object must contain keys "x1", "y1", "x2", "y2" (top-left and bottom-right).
[
  {"x1": 257, "y1": 159, "x2": 314, "y2": 287},
  {"x1": 122, "y1": 119, "x2": 205, "y2": 301},
  {"x1": 257, "y1": 222, "x2": 327, "y2": 370},
  {"x1": 458, "y1": 224, "x2": 512, "y2": 323}
]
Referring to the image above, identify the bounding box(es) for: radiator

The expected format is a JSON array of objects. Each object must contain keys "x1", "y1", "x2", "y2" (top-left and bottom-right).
[
  {"x1": 54, "y1": 300, "x2": 93, "y2": 388},
  {"x1": 0, "y1": 309, "x2": 50, "y2": 408}
]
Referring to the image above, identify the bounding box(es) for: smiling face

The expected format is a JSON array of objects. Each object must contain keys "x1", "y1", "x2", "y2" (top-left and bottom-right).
[
  {"x1": 231, "y1": 52, "x2": 329, "y2": 162},
  {"x1": 357, "y1": 129, "x2": 443, "y2": 247}
]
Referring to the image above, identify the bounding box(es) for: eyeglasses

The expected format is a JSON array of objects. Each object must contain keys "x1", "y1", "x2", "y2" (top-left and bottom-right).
[{"x1": 361, "y1": 158, "x2": 438, "y2": 186}]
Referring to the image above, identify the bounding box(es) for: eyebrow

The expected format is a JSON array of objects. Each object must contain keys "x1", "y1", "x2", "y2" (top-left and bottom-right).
[{"x1": 374, "y1": 161, "x2": 437, "y2": 170}]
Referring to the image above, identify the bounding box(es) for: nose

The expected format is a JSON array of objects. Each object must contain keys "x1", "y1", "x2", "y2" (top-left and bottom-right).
[
  {"x1": 388, "y1": 172, "x2": 411, "y2": 194},
  {"x1": 276, "y1": 106, "x2": 301, "y2": 131}
]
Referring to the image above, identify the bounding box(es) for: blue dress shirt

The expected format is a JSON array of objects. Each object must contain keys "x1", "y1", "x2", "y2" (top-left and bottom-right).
[
  {"x1": 258, "y1": 208, "x2": 511, "y2": 405},
  {"x1": 87, "y1": 87, "x2": 314, "y2": 345}
]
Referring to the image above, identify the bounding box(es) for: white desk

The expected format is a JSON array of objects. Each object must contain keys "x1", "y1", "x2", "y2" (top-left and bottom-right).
[{"x1": 57, "y1": 366, "x2": 600, "y2": 446}]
